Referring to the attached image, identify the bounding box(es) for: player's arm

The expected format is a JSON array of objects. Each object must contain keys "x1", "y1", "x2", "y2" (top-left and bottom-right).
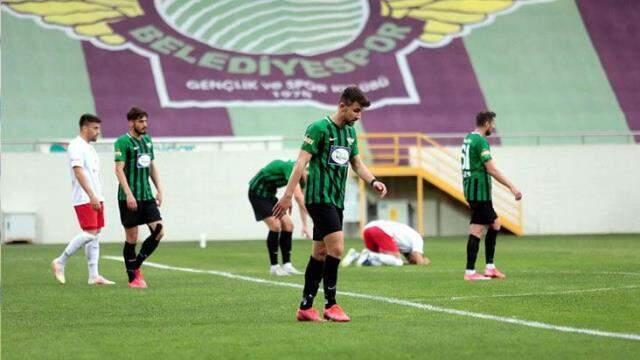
[
  {"x1": 273, "y1": 151, "x2": 311, "y2": 219},
  {"x1": 150, "y1": 161, "x2": 163, "y2": 207},
  {"x1": 72, "y1": 167, "x2": 100, "y2": 210},
  {"x1": 293, "y1": 184, "x2": 311, "y2": 239},
  {"x1": 350, "y1": 154, "x2": 387, "y2": 197},
  {"x1": 407, "y1": 252, "x2": 430, "y2": 265},
  {"x1": 115, "y1": 161, "x2": 137, "y2": 211},
  {"x1": 484, "y1": 160, "x2": 522, "y2": 200}
]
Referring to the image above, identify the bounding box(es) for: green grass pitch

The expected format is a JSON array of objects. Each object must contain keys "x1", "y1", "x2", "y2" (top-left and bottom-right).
[{"x1": 2, "y1": 235, "x2": 639, "y2": 359}]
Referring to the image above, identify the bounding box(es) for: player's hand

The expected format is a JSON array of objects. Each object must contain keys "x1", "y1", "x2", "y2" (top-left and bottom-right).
[
  {"x1": 301, "y1": 226, "x2": 312, "y2": 239},
  {"x1": 511, "y1": 187, "x2": 522, "y2": 201},
  {"x1": 272, "y1": 196, "x2": 292, "y2": 219},
  {"x1": 126, "y1": 193, "x2": 138, "y2": 211},
  {"x1": 156, "y1": 191, "x2": 163, "y2": 207},
  {"x1": 373, "y1": 180, "x2": 387, "y2": 198},
  {"x1": 89, "y1": 196, "x2": 101, "y2": 211}
]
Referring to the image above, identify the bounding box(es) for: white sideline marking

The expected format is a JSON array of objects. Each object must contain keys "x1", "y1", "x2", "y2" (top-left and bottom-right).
[{"x1": 103, "y1": 256, "x2": 640, "y2": 341}]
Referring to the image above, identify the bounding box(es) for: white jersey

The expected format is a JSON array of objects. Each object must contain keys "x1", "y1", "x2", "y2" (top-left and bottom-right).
[
  {"x1": 364, "y1": 220, "x2": 424, "y2": 254},
  {"x1": 68, "y1": 136, "x2": 104, "y2": 206}
]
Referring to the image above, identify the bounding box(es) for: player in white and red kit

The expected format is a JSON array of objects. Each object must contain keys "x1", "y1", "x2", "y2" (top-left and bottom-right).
[
  {"x1": 342, "y1": 220, "x2": 430, "y2": 267},
  {"x1": 51, "y1": 114, "x2": 114, "y2": 285}
]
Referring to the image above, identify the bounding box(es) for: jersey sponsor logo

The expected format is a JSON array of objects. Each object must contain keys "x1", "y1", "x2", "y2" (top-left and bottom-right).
[
  {"x1": 137, "y1": 153, "x2": 152, "y2": 168},
  {"x1": 329, "y1": 146, "x2": 350, "y2": 166},
  {"x1": 2, "y1": 1, "x2": 550, "y2": 109},
  {"x1": 303, "y1": 136, "x2": 314, "y2": 145},
  {"x1": 347, "y1": 137, "x2": 355, "y2": 145}
]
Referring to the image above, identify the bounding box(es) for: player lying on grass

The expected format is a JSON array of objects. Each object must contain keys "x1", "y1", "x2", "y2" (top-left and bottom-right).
[{"x1": 341, "y1": 220, "x2": 430, "y2": 267}]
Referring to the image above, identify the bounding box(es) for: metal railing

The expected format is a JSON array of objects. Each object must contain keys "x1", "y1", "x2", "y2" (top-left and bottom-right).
[
  {"x1": 358, "y1": 133, "x2": 523, "y2": 234},
  {"x1": 1, "y1": 131, "x2": 637, "y2": 153}
]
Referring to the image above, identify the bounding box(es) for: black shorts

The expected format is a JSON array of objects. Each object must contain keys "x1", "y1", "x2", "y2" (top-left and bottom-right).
[
  {"x1": 118, "y1": 200, "x2": 162, "y2": 228},
  {"x1": 468, "y1": 201, "x2": 498, "y2": 225},
  {"x1": 307, "y1": 203, "x2": 343, "y2": 241},
  {"x1": 248, "y1": 192, "x2": 277, "y2": 221}
]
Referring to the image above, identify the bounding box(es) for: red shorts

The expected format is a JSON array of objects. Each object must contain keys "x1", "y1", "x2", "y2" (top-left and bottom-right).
[
  {"x1": 363, "y1": 226, "x2": 399, "y2": 253},
  {"x1": 74, "y1": 202, "x2": 105, "y2": 230}
]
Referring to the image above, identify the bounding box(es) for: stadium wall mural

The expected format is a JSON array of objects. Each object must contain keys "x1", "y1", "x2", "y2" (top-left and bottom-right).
[{"x1": 2, "y1": 0, "x2": 639, "y2": 144}]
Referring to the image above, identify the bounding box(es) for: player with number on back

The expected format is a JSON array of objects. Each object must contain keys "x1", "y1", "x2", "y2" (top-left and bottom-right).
[{"x1": 460, "y1": 110, "x2": 522, "y2": 281}]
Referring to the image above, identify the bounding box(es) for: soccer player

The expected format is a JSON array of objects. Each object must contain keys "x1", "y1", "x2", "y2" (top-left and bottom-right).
[
  {"x1": 249, "y1": 159, "x2": 310, "y2": 276},
  {"x1": 460, "y1": 111, "x2": 522, "y2": 281},
  {"x1": 341, "y1": 220, "x2": 430, "y2": 267},
  {"x1": 273, "y1": 87, "x2": 387, "y2": 322},
  {"x1": 114, "y1": 107, "x2": 165, "y2": 288},
  {"x1": 51, "y1": 114, "x2": 115, "y2": 285}
]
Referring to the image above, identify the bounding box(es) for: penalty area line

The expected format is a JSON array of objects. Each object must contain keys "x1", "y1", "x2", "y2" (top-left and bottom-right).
[{"x1": 103, "y1": 256, "x2": 640, "y2": 341}]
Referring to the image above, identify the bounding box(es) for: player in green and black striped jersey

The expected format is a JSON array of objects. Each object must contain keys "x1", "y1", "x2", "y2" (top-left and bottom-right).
[
  {"x1": 248, "y1": 159, "x2": 310, "y2": 276},
  {"x1": 273, "y1": 87, "x2": 388, "y2": 322},
  {"x1": 460, "y1": 110, "x2": 522, "y2": 281},
  {"x1": 114, "y1": 107, "x2": 165, "y2": 288}
]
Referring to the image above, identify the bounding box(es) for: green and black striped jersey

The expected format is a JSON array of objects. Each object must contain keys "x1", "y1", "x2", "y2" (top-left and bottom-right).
[
  {"x1": 114, "y1": 133, "x2": 155, "y2": 201},
  {"x1": 461, "y1": 132, "x2": 492, "y2": 201},
  {"x1": 301, "y1": 116, "x2": 359, "y2": 209},
  {"x1": 249, "y1": 160, "x2": 296, "y2": 198}
]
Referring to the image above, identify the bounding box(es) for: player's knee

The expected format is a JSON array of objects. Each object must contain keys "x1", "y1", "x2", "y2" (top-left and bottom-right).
[
  {"x1": 327, "y1": 245, "x2": 344, "y2": 258},
  {"x1": 281, "y1": 219, "x2": 294, "y2": 232},
  {"x1": 492, "y1": 219, "x2": 501, "y2": 231},
  {"x1": 265, "y1": 218, "x2": 281, "y2": 232},
  {"x1": 152, "y1": 223, "x2": 164, "y2": 241},
  {"x1": 469, "y1": 225, "x2": 483, "y2": 238},
  {"x1": 312, "y1": 249, "x2": 326, "y2": 261}
]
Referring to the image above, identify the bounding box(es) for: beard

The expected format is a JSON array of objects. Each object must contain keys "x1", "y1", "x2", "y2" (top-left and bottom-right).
[{"x1": 134, "y1": 127, "x2": 147, "y2": 135}]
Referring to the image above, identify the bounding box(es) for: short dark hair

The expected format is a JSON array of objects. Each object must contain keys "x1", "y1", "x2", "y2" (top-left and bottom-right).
[
  {"x1": 79, "y1": 113, "x2": 101, "y2": 128},
  {"x1": 127, "y1": 106, "x2": 148, "y2": 121},
  {"x1": 476, "y1": 110, "x2": 496, "y2": 127},
  {"x1": 340, "y1": 86, "x2": 371, "y2": 108}
]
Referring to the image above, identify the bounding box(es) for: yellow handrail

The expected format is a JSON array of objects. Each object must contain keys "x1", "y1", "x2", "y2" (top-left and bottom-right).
[{"x1": 357, "y1": 132, "x2": 523, "y2": 235}]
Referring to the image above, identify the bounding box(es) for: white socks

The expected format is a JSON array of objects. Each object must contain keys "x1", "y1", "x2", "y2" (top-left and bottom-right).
[
  {"x1": 57, "y1": 232, "x2": 97, "y2": 266},
  {"x1": 368, "y1": 252, "x2": 404, "y2": 266},
  {"x1": 85, "y1": 237, "x2": 100, "y2": 279},
  {"x1": 486, "y1": 264, "x2": 496, "y2": 270}
]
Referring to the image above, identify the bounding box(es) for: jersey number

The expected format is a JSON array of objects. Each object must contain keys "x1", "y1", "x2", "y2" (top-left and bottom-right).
[{"x1": 461, "y1": 144, "x2": 471, "y2": 177}]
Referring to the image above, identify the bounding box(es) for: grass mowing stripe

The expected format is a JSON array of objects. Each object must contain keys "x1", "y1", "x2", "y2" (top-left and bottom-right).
[
  {"x1": 103, "y1": 256, "x2": 640, "y2": 342},
  {"x1": 448, "y1": 285, "x2": 640, "y2": 301}
]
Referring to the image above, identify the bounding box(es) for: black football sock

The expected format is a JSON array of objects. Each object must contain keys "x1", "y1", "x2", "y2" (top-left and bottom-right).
[
  {"x1": 299, "y1": 256, "x2": 325, "y2": 310},
  {"x1": 323, "y1": 255, "x2": 341, "y2": 309},
  {"x1": 466, "y1": 234, "x2": 481, "y2": 271},
  {"x1": 485, "y1": 228, "x2": 498, "y2": 264},
  {"x1": 279, "y1": 231, "x2": 292, "y2": 264},
  {"x1": 134, "y1": 236, "x2": 160, "y2": 268},
  {"x1": 266, "y1": 231, "x2": 279, "y2": 265},
  {"x1": 123, "y1": 242, "x2": 137, "y2": 282}
]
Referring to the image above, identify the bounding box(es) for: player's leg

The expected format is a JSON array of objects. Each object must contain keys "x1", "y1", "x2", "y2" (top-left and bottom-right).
[
  {"x1": 279, "y1": 215, "x2": 301, "y2": 274},
  {"x1": 85, "y1": 203, "x2": 114, "y2": 285},
  {"x1": 52, "y1": 203, "x2": 99, "y2": 284},
  {"x1": 118, "y1": 200, "x2": 143, "y2": 285},
  {"x1": 263, "y1": 216, "x2": 284, "y2": 274},
  {"x1": 464, "y1": 201, "x2": 492, "y2": 281},
  {"x1": 322, "y1": 230, "x2": 350, "y2": 322},
  {"x1": 123, "y1": 226, "x2": 140, "y2": 285},
  {"x1": 484, "y1": 210, "x2": 506, "y2": 279},
  {"x1": 134, "y1": 220, "x2": 163, "y2": 268},
  {"x1": 359, "y1": 226, "x2": 402, "y2": 266},
  {"x1": 296, "y1": 240, "x2": 326, "y2": 321},
  {"x1": 250, "y1": 193, "x2": 285, "y2": 274},
  {"x1": 128, "y1": 200, "x2": 164, "y2": 286}
]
